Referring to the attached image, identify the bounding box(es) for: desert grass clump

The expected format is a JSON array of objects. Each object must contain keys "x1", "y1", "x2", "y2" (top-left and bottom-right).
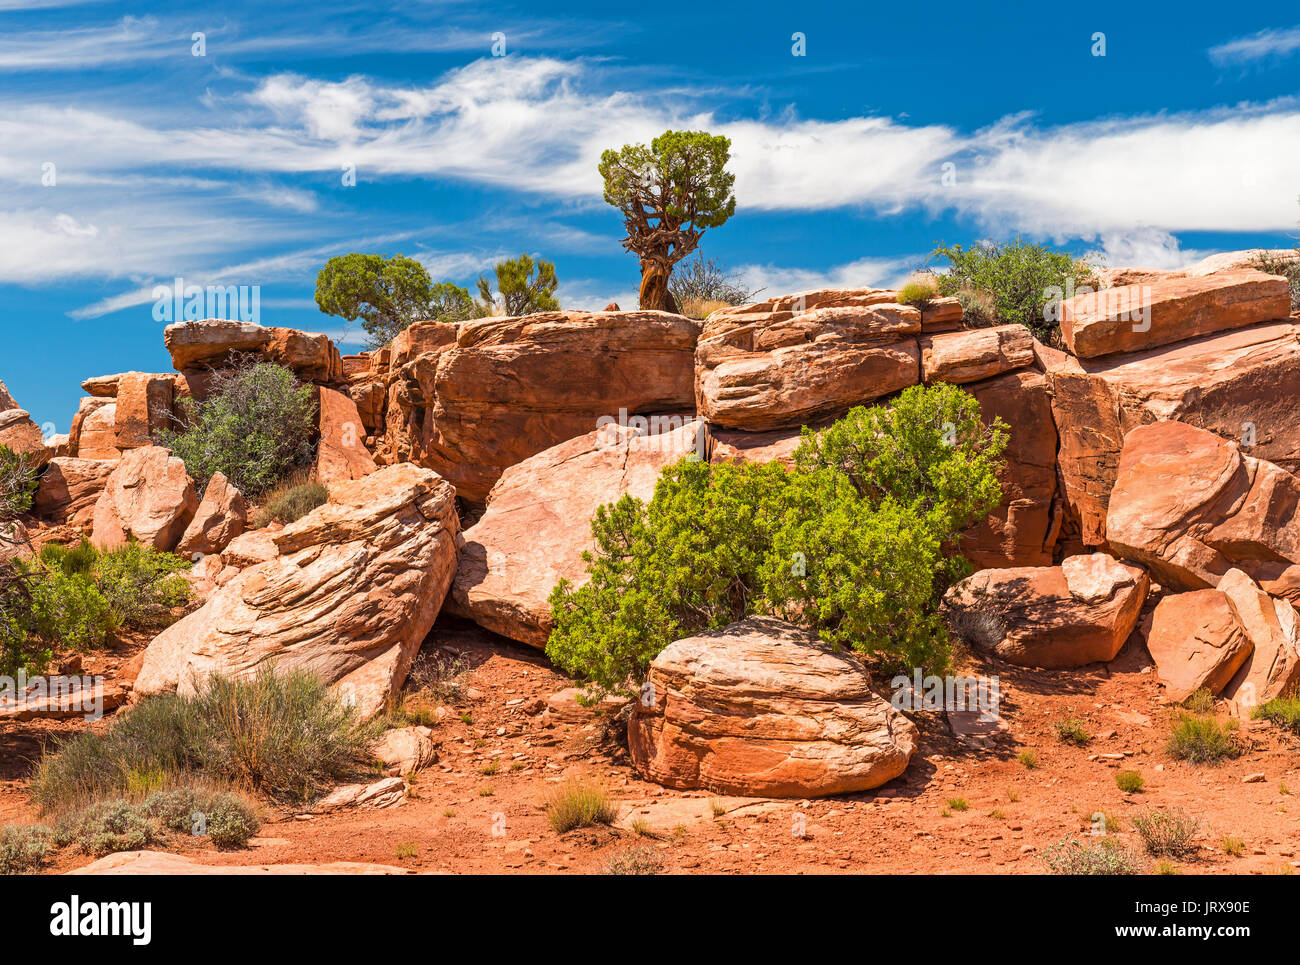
[
  {"x1": 1253, "y1": 695, "x2": 1300, "y2": 735},
  {"x1": 896, "y1": 272, "x2": 939, "y2": 307},
  {"x1": 1115, "y1": 770, "x2": 1145, "y2": 793},
  {"x1": 1017, "y1": 749, "x2": 1039, "y2": 769},
  {"x1": 0, "y1": 824, "x2": 51, "y2": 874},
  {"x1": 31, "y1": 667, "x2": 376, "y2": 810},
  {"x1": 545, "y1": 778, "x2": 617, "y2": 834},
  {"x1": 1182, "y1": 688, "x2": 1216, "y2": 715},
  {"x1": 1041, "y1": 836, "x2": 1139, "y2": 875},
  {"x1": 1221, "y1": 834, "x2": 1246, "y2": 857},
  {"x1": 252, "y1": 471, "x2": 328, "y2": 528},
  {"x1": 1055, "y1": 715, "x2": 1091, "y2": 746},
  {"x1": 1132, "y1": 808, "x2": 1199, "y2": 858},
  {"x1": 607, "y1": 846, "x2": 664, "y2": 875},
  {"x1": 1166, "y1": 712, "x2": 1239, "y2": 765},
  {"x1": 678, "y1": 297, "x2": 732, "y2": 320}
]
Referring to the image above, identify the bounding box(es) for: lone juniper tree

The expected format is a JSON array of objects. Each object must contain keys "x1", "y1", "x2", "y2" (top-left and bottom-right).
[{"x1": 598, "y1": 130, "x2": 736, "y2": 313}]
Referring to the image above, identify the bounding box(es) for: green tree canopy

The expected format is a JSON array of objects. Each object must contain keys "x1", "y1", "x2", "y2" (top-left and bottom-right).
[
  {"x1": 477, "y1": 252, "x2": 560, "y2": 317},
  {"x1": 598, "y1": 130, "x2": 736, "y2": 313},
  {"x1": 315, "y1": 253, "x2": 474, "y2": 348}
]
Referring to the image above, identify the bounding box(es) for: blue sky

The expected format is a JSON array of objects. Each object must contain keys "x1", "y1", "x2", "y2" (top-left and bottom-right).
[{"x1": 3, "y1": 0, "x2": 1300, "y2": 431}]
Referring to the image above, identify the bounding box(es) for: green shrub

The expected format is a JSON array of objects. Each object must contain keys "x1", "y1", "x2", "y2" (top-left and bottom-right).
[
  {"x1": 39, "y1": 538, "x2": 98, "y2": 578},
  {"x1": 547, "y1": 384, "x2": 1006, "y2": 694},
  {"x1": 54, "y1": 800, "x2": 156, "y2": 856},
  {"x1": 1166, "y1": 713, "x2": 1239, "y2": 764},
  {"x1": 32, "y1": 668, "x2": 375, "y2": 810},
  {"x1": 0, "y1": 561, "x2": 49, "y2": 676},
  {"x1": 0, "y1": 445, "x2": 37, "y2": 521},
  {"x1": 668, "y1": 254, "x2": 759, "y2": 307},
  {"x1": 143, "y1": 787, "x2": 260, "y2": 848},
  {"x1": 253, "y1": 475, "x2": 328, "y2": 528},
  {"x1": 1041, "y1": 836, "x2": 1139, "y2": 875},
  {"x1": 0, "y1": 824, "x2": 51, "y2": 874},
  {"x1": 1055, "y1": 716, "x2": 1091, "y2": 746},
  {"x1": 931, "y1": 237, "x2": 1095, "y2": 344},
  {"x1": 1115, "y1": 769, "x2": 1145, "y2": 793},
  {"x1": 27, "y1": 567, "x2": 117, "y2": 651},
  {"x1": 546, "y1": 778, "x2": 617, "y2": 834},
  {"x1": 93, "y1": 542, "x2": 192, "y2": 629},
  {"x1": 1132, "y1": 808, "x2": 1199, "y2": 858},
  {"x1": 1253, "y1": 695, "x2": 1300, "y2": 735},
  {"x1": 163, "y1": 362, "x2": 317, "y2": 497}
]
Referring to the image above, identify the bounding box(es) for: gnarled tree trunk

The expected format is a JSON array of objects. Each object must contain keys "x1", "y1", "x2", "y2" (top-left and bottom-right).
[{"x1": 638, "y1": 262, "x2": 680, "y2": 314}]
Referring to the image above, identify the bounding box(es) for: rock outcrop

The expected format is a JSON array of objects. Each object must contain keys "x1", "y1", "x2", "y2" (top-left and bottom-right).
[
  {"x1": 32, "y1": 457, "x2": 117, "y2": 529},
  {"x1": 448, "y1": 421, "x2": 703, "y2": 646},
  {"x1": 378, "y1": 311, "x2": 700, "y2": 503},
  {"x1": 1145, "y1": 589, "x2": 1253, "y2": 701},
  {"x1": 943, "y1": 554, "x2": 1149, "y2": 667},
  {"x1": 163, "y1": 319, "x2": 343, "y2": 400},
  {"x1": 919, "y1": 324, "x2": 1035, "y2": 384},
  {"x1": 134, "y1": 464, "x2": 459, "y2": 719},
  {"x1": 90, "y1": 446, "x2": 198, "y2": 551},
  {"x1": 1106, "y1": 421, "x2": 1300, "y2": 592},
  {"x1": 629, "y1": 616, "x2": 917, "y2": 797},
  {"x1": 1045, "y1": 321, "x2": 1300, "y2": 544},
  {"x1": 176, "y1": 472, "x2": 246, "y2": 557},
  {"x1": 315, "y1": 387, "x2": 377, "y2": 483},
  {"x1": 1218, "y1": 568, "x2": 1300, "y2": 706},
  {"x1": 0, "y1": 380, "x2": 47, "y2": 466},
  {"x1": 1060, "y1": 270, "x2": 1290, "y2": 359}
]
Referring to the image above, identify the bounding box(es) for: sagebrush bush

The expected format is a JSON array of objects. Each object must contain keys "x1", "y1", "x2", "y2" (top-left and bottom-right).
[
  {"x1": 1132, "y1": 809, "x2": 1199, "y2": 858},
  {"x1": 0, "y1": 824, "x2": 51, "y2": 874},
  {"x1": 164, "y1": 361, "x2": 317, "y2": 497},
  {"x1": 931, "y1": 237, "x2": 1095, "y2": 344},
  {"x1": 1041, "y1": 836, "x2": 1139, "y2": 875},
  {"x1": 667, "y1": 254, "x2": 758, "y2": 307},
  {"x1": 607, "y1": 846, "x2": 665, "y2": 875},
  {"x1": 545, "y1": 778, "x2": 617, "y2": 833},
  {"x1": 1166, "y1": 713, "x2": 1239, "y2": 764},
  {"x1": 0, "y1": 445, "x2": 37, "y2": 521},
  {"x1": 547, "y1": 384, "x2": 1006, "y2": 694},
  {"x1": 54, "y1": 799, "x2": 156, "y2": 857},
  {"x1": 144, "y1": 787, "x2": 260, "y2": 848},
  {"x1": 32, "y1": 667, "x2": 376, "y2": 810},
  {"x1": 253, "y1": 473, "x2": 328, "y2": 528}
]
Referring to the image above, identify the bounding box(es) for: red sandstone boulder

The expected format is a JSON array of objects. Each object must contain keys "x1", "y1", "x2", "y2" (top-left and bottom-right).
[
  {"x1": 1045, "y1": 321, "x2": 1300, "y2": 545},
  {"x1": 1145, "y1": 590, "x2": 1253, "y2": 701},
  {"x1": 315, "y1": 387, "x2": 377, "y2": 484},
  {"x1": 90, "y1": 446, "x2": 198, "y2": 551},
  {"x1": 628, "y1": 616, "x2": 917, "y2": 797},
  {"x1": 176, "y1": 472, "x2": 247, "y2": 557},
  {"x1": 32, "y1": 457, "x2": 117, "y2": 529},
  {"x1": 163, "y1": 319, "x2": 343, "y2": 399},
  {"x1": 448, "y1": 421, "x2": 703, "y2": 646},
  {"x1": 1217, "y1": 569, "x2": 1300, "y2": 707},
  {"x1": 920, "y1": 324, "x2": 1034, "y2": 384},
  {"x1": 943, "y1": 554, "x2": 1149, "y2": 667},
  {"x1": 134, "y1": 464, "x2": 458, "y2": 720},
  {"x1": 1106, "y1": 421, "x2": 1300, "y2": 591},
  {"x1": 1060, "y1": 270, "x2": 1290, "y2": 359},
  {"x1": 380, "y1": 311, "x2": 700, "y2": 503},
  {"x1": 111, "y1": 373, "x2": 176, "y2": 450},
  {"x1": 0, "y1": 383, "x2": 48, "y2": 467},
  {"x1": 695, "y1": 302, "x2": 920, "y2": 431},
  {"x1": 1182, "y1": 249, "x2": 1299, "y2": 278},
  {"x1": 70, "y1": 397, "x2": 119, "y2": 459}
]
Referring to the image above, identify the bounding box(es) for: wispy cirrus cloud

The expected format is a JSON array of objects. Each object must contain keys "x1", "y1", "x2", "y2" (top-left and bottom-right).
[{"x1": 1209, "y1": 25, "x2": 1300, "y2": 65}]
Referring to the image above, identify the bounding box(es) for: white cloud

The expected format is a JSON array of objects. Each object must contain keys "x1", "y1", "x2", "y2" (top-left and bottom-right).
[{"x1": 1209, "y1": 25, "x2": 1300, "y2": 65}]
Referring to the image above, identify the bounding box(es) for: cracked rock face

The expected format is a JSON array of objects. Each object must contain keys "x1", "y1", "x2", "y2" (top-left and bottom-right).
[{"x1": 629, "y1": 616, "x2": 917, "y2": 798}]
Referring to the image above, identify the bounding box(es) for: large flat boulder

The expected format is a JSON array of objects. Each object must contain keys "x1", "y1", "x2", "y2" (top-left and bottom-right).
[
  {"x1": 90, "y1": 446, "x2": 198, "y2": 551},
  {"x1": 1106, "y1": 421, "x2": 1300, "y2": 591},
  {"x1": 943, "y1": 553, "x2": 1149, "y2": 667},
  {"x1": 695, "y1": 301, "x2": 920, "y2": 431},
  {"x1": 448, "y1": 421, "x2": 702, "y2": 646},
  {"x1": 1060, "y1": 269, "x2": 1290, "y2": 359},
  {"x1": 32, "y1": 457, "x2": 117, "y2": 529},
  {"x1": 920, "y1": 324, "x2": 1034, "y2": 384},
  {"x1": 163, "y1": 319, "x2": 343, "y2": 399},
  {"x1": 176, "y1": 471, "x2": 246, "y2": 557},
  {"x1": 628, "y1": 616, "x2": 917, "y2": 797},
  {"x1": 379, "y1": 311, "x2": 700, "y2": 503},
  {"x1": 134, "y1": 464, "x2": 459, "y2": 719},
  {"x1": 1145, "y1": 590, "x2": 1253, "y2": 701},
  {"x1": 1046, "y1": 321, "x2": 1300, "y2": 545},
  {"x1": 1217, "y1": 568, "x2": 1300, "y2": 706}
]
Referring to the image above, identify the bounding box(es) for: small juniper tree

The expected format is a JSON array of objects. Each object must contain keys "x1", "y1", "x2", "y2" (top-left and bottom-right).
[
  {"x1": 315, "y1": 253, "x2": 475, "y2": 348},
  {"x1": 599, "y1": 130, "x2": 736, "y2": 313},
  {"x1": 476, "y1": 253, "x2": 560, "y2": 316}
]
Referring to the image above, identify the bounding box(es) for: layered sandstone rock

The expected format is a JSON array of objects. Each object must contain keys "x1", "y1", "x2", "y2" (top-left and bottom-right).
[
  {"x1": 628, "y1": 616, "x2": 917, "y2": 797},
  {"x1": 176, "y1": 472, "x2": 246, "y2": 557},
  {"x1": 90, "y1": 446, "x2": 198, "y2": 551},
  {"x1": 0, "y1": 387, "x2": 47, "y2": 466},
  {"x1": 134, "y1": 464, "x2": 458, "y2": 719},
  {"x1": 920, "y1": 324, "x2": 1034, "y2": 384},
  {"x1": 1106, "y1": 421, "x2": 1300, "y2": 591},
  {"x1": 315, "y1": 387, "x2": 377, "y2": 483},
  {"x1": 111, "y1": 372, "x2": 177, "y2": 450},
  {"x1": 32, "y1": 457, "x2": 117, "y2": 529},
  {"x1": 1182, "y1": 249, "x2": 1299, "y2": 278},
  {"x1": 70, "y1": 397, "x2": 119, "y2": 459},
  {"x1": 695, "y1": 302, "x2": 921, "y2": 431},
  {"x1": 1145, "y1": 590, "x2": 1253, "y2": 701},
  {"x1": 943, "y1": 554, "x2": 1148, "y2": 667},
  {"x1": 380, "y1": 311, "x2": 699, "y2": 503},
  {"x1": 1217, "y1": 569, "x2": 1300, "y2": 706},
  {"x1": 1060, "y1": 270, "x2": 1290, "y2": 359},
  {"x1": 448, "y1": 421, "x2": 703, "y2": 646},
  {"x1": 162, "y1": 319, "x2": 343, "y2": 399},
  {"x1": 1046, "y1": 321, "x2": 1300, "y2": 544}
]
